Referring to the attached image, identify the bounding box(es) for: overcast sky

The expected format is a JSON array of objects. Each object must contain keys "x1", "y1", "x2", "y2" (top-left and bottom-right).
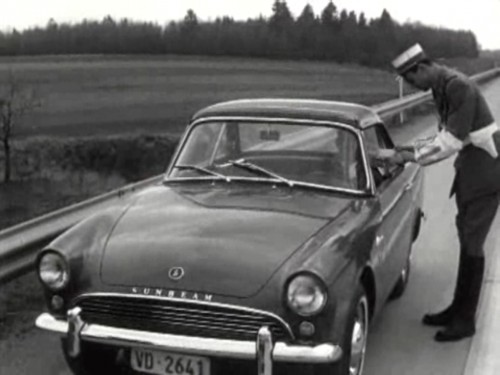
[{"x1": 2, "y1": 0, "x2": 500, "y2": 50}]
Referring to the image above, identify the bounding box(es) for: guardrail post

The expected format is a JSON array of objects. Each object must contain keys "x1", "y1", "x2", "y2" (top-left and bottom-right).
[{"x1": 397, "y1": 76, "x2": 405, "y2": 124}]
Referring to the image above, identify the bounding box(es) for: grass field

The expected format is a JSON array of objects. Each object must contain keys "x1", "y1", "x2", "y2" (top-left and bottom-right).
[
  {"x1": 0, "y1": 55, "x2": 401, "y2": 227},
  {"x1": 0, "y1": 54, "x2": 496, "y2": 231},
  {"x1": 0, "y1": 54, "x2": 402, "y2": 137}
]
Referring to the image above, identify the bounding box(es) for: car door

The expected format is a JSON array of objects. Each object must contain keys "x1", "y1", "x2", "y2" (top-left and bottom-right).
[{"x1": 364, "y1": 124, "x2": 417, "y2": 302}]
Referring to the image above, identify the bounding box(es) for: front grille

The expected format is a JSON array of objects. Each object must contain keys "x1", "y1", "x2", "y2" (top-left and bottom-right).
[{"x1": 74, "y1": 295, "x2": 292, "y2": 341}]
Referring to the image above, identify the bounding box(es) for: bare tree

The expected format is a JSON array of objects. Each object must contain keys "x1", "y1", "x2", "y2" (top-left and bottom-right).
[{"x1": 0, "y1": 72, "x2": 40, "y2": 182}]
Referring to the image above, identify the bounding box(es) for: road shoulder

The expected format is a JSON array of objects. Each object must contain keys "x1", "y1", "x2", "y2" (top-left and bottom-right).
[{"x1": 464, "y1": 208, "x2": 500, "y2": 375}]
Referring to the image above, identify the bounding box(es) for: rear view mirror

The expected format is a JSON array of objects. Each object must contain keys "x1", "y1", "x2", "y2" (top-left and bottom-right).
[{"x1": 259, "y1": 130, "x2": 280, "y2": 141}]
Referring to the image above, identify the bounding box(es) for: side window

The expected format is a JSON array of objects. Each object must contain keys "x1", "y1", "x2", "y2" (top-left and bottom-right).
[
  {"x1": 374, "y1": 124, "x2": 395, "y2": 150},
  {"x1": 374, "y1": 125, "x2": 400, "y2": 176},
  {"x1": 363, "y1": 124, "x2": 399, "y2": 187},
  {"x1": 363, "y1": 126, "x2": 381, "y2": 158}
]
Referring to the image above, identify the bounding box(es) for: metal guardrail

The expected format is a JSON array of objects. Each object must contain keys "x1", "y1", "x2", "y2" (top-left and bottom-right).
[
  {"x1": 0, "y1": 175, "x2": 163, "y2": 283},
  {"x1": 373, "y1": 68, "x2": 500, "y2": 119},
  {"x1": 0, "y1": 67, "x2": 499, "y2": 285}
]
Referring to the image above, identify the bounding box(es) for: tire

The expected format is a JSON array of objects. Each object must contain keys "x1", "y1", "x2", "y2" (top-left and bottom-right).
[
  {"x1": 319, "y1": 284, "x2": 369, "y2": 375},
  {"x1": 61, "y1": 339, "x2": 129, "y2": 375},
  {"x1": 389, "y1": 254, "x2": 411, "y2": 300}
]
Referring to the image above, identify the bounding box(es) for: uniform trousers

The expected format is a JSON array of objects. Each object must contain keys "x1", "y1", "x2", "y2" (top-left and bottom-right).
[
  {"x1": 451, "y1": 182, "x2": 500, "y2": 323},
  {"x1": 455, "y1": 189, "x2": 500, "y2": 258}
]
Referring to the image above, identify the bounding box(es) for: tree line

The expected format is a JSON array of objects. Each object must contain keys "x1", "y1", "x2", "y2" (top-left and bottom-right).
[{"x1": 0, "y1": 0, "x2": 479, "y2": 69}]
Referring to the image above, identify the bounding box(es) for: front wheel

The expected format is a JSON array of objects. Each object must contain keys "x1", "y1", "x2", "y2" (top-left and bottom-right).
[
  {"x1": 319, "y1": 284, "x2": 369, "y2": 375},
  {"x1": 346, "y1": 289, "x2": 369, "y2": 375}
]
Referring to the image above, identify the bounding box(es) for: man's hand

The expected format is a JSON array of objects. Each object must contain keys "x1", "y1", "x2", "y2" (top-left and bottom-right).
[
  {"x1": 395, "y1": 144, "x2": 415, "y2": 153},
  {"x1": 373, "y1": 149, "x2": 411, "y2": 165}
]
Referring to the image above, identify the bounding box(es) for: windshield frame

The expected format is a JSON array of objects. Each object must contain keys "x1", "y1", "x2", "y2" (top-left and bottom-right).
[{"x1": 164, "y1": 116, "x2": 375, "y2": 196}]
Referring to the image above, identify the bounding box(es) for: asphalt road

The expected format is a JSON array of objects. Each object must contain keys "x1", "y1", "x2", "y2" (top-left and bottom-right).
[
  {"x1": 0, "y1": 78, "x2": 499, "y2": 375},
  {"x1": 365, "y1": 78, "x2": 500, "y2": 375}
]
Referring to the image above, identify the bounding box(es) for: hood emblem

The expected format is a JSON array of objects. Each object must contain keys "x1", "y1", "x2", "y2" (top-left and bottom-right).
[{"x1": 169, "y1": 267, "x2": 185, "y2": 281}]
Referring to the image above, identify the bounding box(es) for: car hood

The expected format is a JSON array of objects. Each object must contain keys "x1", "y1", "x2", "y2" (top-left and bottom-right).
[{"x1": 100, "y1": 183, "x2": 352, "y2": 297}]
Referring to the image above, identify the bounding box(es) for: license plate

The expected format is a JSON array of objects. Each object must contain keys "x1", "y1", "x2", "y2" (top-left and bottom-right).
[{"x1": 131, "y1": 348, "x2": 210, "y2": 375}]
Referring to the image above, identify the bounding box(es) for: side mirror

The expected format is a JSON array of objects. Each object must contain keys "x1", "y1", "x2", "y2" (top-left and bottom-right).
[{"x1": 259, "y1": 130, "x2": 280, "y2": 141}]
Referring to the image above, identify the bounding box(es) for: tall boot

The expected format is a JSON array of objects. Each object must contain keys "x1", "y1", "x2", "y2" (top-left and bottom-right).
[
  {"x1": 435, "y1": 256, "x2": 485, "y2": 342},
  {"x1": 422, "y1": 251, "x2": 467, "y2": 326}
]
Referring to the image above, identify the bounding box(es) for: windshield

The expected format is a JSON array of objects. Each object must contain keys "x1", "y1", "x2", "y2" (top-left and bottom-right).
[{"x1": 169, "y1": 120, "x2": 368, "y2": 192}]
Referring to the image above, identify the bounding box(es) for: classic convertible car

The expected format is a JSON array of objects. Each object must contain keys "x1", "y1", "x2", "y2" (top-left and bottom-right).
[{"x1": 36, "y1": 99, "x2": 424, "y2": 375}]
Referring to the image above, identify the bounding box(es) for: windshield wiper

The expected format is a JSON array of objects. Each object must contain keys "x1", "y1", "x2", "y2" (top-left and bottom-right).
[
  {"x1": 173, "y1": 164, "x2": 231, "y2": 182},
  {"x1": 227, "y1": 158, "x2": 294, "y2": 187}
]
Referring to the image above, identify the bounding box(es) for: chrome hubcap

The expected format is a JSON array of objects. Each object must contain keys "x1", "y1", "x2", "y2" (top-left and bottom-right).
[{"x1": 349, "y1": 297, "x2": 368, "y2": 375}]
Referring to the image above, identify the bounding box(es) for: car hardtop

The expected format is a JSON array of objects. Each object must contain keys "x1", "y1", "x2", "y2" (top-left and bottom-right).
[{"x1": 191, "y1": 98, "x2": 383, "y2": 129}]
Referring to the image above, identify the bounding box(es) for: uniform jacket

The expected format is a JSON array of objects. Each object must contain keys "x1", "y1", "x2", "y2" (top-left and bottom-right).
[{"x1": 432, "y1": 66, "x2": 500, "y2": 202}]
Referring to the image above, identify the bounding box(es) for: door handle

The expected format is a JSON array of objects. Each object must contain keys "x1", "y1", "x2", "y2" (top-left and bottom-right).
[{"x1": 404, "y1": 182, "x2": 413, "y2": 191}]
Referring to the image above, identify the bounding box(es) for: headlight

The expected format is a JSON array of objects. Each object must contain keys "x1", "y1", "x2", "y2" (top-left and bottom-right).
[
  {"x1": 286, "y1": 273, "x2": 327, "y2": 316},
  {"x1": 38, "y1": 252, "x2": 70, "y2": 291}
]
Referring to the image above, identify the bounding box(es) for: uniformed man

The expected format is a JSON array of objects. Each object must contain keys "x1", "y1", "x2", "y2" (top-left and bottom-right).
[{"x1": 381, "y1": 43, "x2": 500, "y2": 342}]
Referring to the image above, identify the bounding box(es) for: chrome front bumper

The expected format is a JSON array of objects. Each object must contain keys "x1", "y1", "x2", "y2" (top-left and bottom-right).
[{"x1": 36, "y1": 308, "x2": 342, "y2": 374}]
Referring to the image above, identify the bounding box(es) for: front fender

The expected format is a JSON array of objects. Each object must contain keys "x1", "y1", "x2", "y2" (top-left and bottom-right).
[{"x1": 36, "y1": 202, "x2": 135, "y2": 314}]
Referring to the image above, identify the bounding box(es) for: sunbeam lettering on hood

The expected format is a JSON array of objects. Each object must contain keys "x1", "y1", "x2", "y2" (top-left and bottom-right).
[{"x1": 131, "y1": 287, "x2": 213, "y2": 302}]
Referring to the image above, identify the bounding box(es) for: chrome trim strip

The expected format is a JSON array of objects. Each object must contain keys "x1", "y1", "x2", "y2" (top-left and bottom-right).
[
  {"x1": 381, "y1": 166, "x2": 420, "y2": 218},
  {"x1": 382, "y1": 191, "x2": 404, "y2": 219},
  {"x1": 167, "y1": 116, "x2": 374, "y2": 195},
  {"x1": 355, "y1": 127, "x2": 376, "y2": 196},
  {"x1": 189, "y1": 116, "x2": 358, "y2": 131},
  {"x1": 36, "y1": 313, "x2": 343, "y2": 363},
  {"x1": 72, "y1": 292, "x2": 295, "y2": 340}
]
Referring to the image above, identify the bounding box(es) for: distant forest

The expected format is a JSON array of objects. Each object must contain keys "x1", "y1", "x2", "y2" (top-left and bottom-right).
[{"x1": 0, "y1": 0, "x2": 480, "y2": 69}]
